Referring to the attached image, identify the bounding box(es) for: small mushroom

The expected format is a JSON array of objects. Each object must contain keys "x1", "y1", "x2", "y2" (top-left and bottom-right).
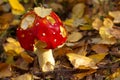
[{"x1": 16, "y1": 7, "x2": 67, "y2": 72}]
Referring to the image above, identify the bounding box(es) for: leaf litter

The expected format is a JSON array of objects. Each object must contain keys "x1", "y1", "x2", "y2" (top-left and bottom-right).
[{"x1": 0, "y1": 0, "x2": 120, "y2": 80}]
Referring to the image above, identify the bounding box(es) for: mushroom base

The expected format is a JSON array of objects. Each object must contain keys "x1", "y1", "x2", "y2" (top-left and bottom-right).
[{"x1": 36, "y1": 49, "x2": 55, "y2": 72}]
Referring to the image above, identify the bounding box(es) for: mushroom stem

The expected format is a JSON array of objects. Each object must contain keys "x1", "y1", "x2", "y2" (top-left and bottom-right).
[{"x1": 36, "y1": 48, "x2": 55, "y2": 72}]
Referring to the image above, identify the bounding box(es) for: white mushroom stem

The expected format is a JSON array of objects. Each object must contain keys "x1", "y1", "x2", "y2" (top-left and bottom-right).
[{"x1": 35, "y1": 48, "x2": 55, "y2": 72}]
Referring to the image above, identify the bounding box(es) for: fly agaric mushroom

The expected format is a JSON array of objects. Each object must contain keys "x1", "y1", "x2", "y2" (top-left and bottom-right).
[{"x1": 16, "y1": 7, "x2": 67, "y2": 72}]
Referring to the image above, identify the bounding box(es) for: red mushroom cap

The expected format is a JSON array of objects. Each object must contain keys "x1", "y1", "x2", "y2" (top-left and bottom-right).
[{"x1": 16, "y1": 7, "x2": 67, "y2": 51}]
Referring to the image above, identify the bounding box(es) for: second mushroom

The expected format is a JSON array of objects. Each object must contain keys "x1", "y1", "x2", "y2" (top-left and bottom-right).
[{"x1": 16, "y1": 7, "x2": 67, "y2": 72}]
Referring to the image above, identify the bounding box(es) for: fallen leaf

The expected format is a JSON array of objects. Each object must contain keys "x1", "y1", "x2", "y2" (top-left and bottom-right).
[
  {"x1": 72, "y1": 3, "x2": 85, "y2": 19},
  {"x1": 110, "y1": 27, "x2": 120, "y2": 39},
  {"x1": 66, "y1": 53, "x2": 98, "y2": 69},
  {"x1": 14, "y1": 57, "x2": 29, "y2": 70},
  {"x1": 73, "y1": 69, "x2": 96, "y2": 79},
  {"x1": 88, "y1": 53, "x2": 108, "y2": 64},
  {"x1": 3, "y1": 37, "x2": 24, "y2": 54},
  {"x1": 99, "y1": 18, "x2": 116, "y2": 44},
  {"x1": 0, "y1": 23, "x2": 9, "y2": 36},
  {"x1": 0, "y1": 63, "x2": 12, "y2": 78},
  {"x1": 11, "y1": 73, "x2": 33, "y2": 80},
  {"x1": 92, "y1": 18, "x2": 103, "y2": 30},
  {"x1": 0, "y1": 13, "x2": 14, "y2": 24},
  {"x1": 64, "y1": 18, "x2": 74, "y2": 27},
  {"x1": 20, "y1": 52, "x2": 34, "y2": 63},
  {"x1": 91, "y1": 44, "x2": 109, "y2": 53},
  {"x1": 79, "y1": 24, "x2": 93, "y2": 30},
  {"x1": 109, "y1": 11, "x2": 120, "y2": 23},
  {"x1": 67, "y1": 31, "x2": 83, "y2": 42},
  {"x1": 8, "y1": 0, "x2": 25, "y2": 15},
  {"x1": 106, "y1": 68, "x2": 120, "y2": 80}
]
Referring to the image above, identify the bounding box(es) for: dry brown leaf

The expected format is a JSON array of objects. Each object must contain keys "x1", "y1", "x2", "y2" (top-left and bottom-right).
[
  {"x1": 14, "y1": 57, "x2": 29, "y2": 70},
  {"x1": 110, "y1": 27, "x2": 120, "y2": 39},
  {"x1": 66, "y1": 53, "x2": 98, "y2": 69},
  {"x1": 73, "y1": 69, "x2": 96, "y2": 79},
  {"x1": 20, "y1": 52, "x2": 34, "y2": 63},
  {"x1": 88, "y1": 53, "x2": 108, "y2": 64},
  {"x1": 0, "y1": 63, "x2": 12, "y2": 78},
  {"x1": 0, "y1": 23, "x2": 9, "y2": 35},
  {"x1": 0, "y1": 13, "x2": 14, "y2": 24},
  {"x1": 91, "y1": 44, "x2": 109, "y2": 53},
  {"x1": 67, "y1": 32, "x2": 83, "y2": 42},
  {"x1": 11, "y1": 73, "x2": 33, "y2": 80}
]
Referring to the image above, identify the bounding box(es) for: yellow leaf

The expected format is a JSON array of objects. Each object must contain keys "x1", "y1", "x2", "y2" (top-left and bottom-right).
[
  {"x1": 66, "y1": 53, "x2": 98, "y2": 69},
  {"x1": 64, "y1": 19, "x2": 74, "y2": 27},
  {"x1": 3, "y1": 37, "x2": 24, "y2": 54},
  {"x1": 106, "y1": 68, "x2": 120, "y2": 80},
  {"x1": 99, "y1": 27, "x2": 116, "y2": 44},
  {"x1": 88, "y1": 53, "x2": 108, "y2": 64},
  {"x1": 8, "y1": 0, "x2": 25, "y2": 15},
  {"x1": 79, "y1": 25, "x2": 93, "y2": 30},
  {"x1": 99, "y1": 18, "x2": 116, "y2": 44},
  {"x1": 109, "y1": 11, "x2": 120, "y2": 23},
  {"x1": 92, "y1": 18, "x2": 103, "y2": 30}
]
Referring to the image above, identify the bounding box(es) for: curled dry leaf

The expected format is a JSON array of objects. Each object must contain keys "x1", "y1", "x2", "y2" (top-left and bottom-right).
[
  {"x1": 109, "y1": 11, "x2": 120, "y2": 23},
  {"x1": 67, "y1": 31, "x2": 83, "y2": 42},
  {"x1": 8, "y1": 0, "x2": 25, "y2": 15},
  {"x1": 11, "y1": 73, "x2": 33, "y2": 80},
  {"x1": 66, "y1": 53, "x2": 98, "y2": 69}
]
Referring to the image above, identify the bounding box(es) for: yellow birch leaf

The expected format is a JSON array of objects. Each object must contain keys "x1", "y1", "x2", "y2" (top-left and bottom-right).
[
  {"x1": 8, "y1": 0, "x2": 25, "y2": 15},
  {"x1": 66, "y1": 53, "x2": 98, "y2": 69},
  {"x1": 88, "y1": 53, "x2": 108, "y2": 64}
]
